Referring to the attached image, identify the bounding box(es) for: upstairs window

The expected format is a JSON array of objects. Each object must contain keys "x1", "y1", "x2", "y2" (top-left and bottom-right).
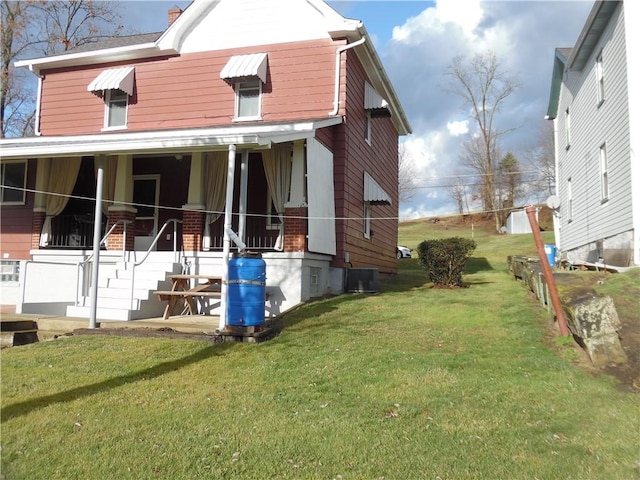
[
  {"x1": 220, "y1": 52, "x2": 268, "y2": 121},
  {"x1": 564, "y1": 107, "x2": 571, "y2": 149},
  {"x1": 363, "y1": 81, "x2": 390, "y2": 147},
  {"x1": 1, "y1": 160, "x2": 27, "y2": 204},
  {"x1": 235, "y1": 80, "x2": 261, "y2": 119},
  {"x1": 567, "y1": 177, "x2": 573, "y2": 222},
  {"x1": 105, "y1": 89, "x2": 128, "y2": 128},
  {"x1": 600, "y1": 143, "x2": 609, "y2": 202},
  {"x1": 365, "y1": 110, "x2": 372, "y2": 145},
  {"x1": 596, "y1": 51, "x2": 605, "y2": 106},
  {"x1": 87, "y1": 66, "x2": 135, "y2": 130}
]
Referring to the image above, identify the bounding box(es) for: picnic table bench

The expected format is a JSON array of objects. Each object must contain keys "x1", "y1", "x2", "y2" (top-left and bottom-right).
[{"x1": 154, "y1": 274, "x2": 222, "y2": 319}]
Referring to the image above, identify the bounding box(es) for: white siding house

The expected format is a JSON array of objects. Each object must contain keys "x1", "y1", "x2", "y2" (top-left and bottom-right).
[{"x1": 546, "y1": 0, "x2": 639, "y2": 267}]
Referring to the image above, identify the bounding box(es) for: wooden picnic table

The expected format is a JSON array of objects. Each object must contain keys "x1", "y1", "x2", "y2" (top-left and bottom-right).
[{"x1": 154, "y1": 274, "x2": 222, "y2": 319}]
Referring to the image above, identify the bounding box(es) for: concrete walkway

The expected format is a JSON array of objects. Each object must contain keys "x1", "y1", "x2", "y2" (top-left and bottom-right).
[{"x1": 0, "y1": 310, "x2": 221, "y2": 335}]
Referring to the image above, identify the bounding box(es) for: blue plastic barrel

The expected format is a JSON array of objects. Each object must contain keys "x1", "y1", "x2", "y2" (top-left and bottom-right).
[
  {"x1": 227, "y1": 252, "x2": 266, "y2": 327},
  {"x1": 544, "y1": 244, "x2": 557, "y2": 267}
]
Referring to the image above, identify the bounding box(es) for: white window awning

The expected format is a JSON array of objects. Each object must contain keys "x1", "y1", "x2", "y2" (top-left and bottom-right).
[
  {"x1": 220, "y1": 53, "x2": 268, "y2": 83},
  {"x1": 364, "y1": 82, "x2": 391, "y2": 117},
  {"x1": 364, "y1": 171, "x2": 391, "y2": 205},
  {"x1": 88, "y1": 66, "x2": 135, "y2": 97}
]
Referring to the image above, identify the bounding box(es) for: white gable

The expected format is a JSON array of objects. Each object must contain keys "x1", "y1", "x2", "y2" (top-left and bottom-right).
[{"x1": 158, "y1": 0, "x2": 358, "y2": 54}]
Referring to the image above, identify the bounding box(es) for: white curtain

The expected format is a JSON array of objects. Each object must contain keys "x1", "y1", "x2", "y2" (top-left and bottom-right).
[
  {"x1": 262, "y1": 143, "x2": 292, "y2": 251},
  {"x1": 202, "y1": 151, "x2": 228, "y2": 250},
  {"x1": 94, "y1": 156, "x2": 117, "y2": 216},
  {"x1": 39, "y1": 157, "x2": 82, "y2": 247}
]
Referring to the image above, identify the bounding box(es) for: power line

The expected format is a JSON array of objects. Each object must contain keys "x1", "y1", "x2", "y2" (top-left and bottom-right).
[{"x1": 2, "y1": 184, "x2": 526, "y2": 222}]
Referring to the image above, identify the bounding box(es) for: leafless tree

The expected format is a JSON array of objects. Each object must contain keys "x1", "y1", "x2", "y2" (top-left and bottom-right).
[
  {"x1": 1, "y1": 0, "x2": 125, "y2": 137},
  {"x1": 524, "y1": 121, "x2": 556, "y2": 202},
  {"x1": 446, "y1": 50, "x2": 518, "y2": 231},
  {"x1": 445, "y1": 172, "x2": 471, "y2": 215},
  {"x1": 398, "y1": 143, "x2": 416, "y2": 204}
]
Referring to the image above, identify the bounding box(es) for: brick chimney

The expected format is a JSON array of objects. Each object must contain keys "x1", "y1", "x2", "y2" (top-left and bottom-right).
[{"x1": 168, "y1": 7, "x2": 183, "y2": 26}]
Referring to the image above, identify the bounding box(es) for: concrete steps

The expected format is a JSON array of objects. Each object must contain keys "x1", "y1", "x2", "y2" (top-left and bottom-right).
[{"x1": 66, "y1": 261, "x2": 182, "y2": 321}]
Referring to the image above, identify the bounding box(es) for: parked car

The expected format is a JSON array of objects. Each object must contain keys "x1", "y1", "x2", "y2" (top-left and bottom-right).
[{"x1": 397, "y1": 245, "x2": 412, "y2": 259}]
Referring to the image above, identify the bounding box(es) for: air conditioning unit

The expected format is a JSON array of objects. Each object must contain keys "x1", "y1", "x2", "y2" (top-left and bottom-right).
[{"x1": 346, "y1": 268, "x2": 379, "y2": 293}]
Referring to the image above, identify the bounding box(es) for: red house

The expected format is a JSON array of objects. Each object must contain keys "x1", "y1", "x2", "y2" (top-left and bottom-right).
[{"x1": 0, "y1": 0, "x2": 411, "y2": 323}]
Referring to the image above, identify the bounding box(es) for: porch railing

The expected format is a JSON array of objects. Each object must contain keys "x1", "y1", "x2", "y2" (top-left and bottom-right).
[
  {"x1": 207, "y1": 220, "x2": 278, "y2": 250},
  {"x1": 48, "y1": 214, "x2": 105, "y2": 248},
  {"x1": 128, "y1": 219, "x2": 183, "y2": 312},
  {"x1": 75, "y1": 219, "x2": 131, "y2": 306}
]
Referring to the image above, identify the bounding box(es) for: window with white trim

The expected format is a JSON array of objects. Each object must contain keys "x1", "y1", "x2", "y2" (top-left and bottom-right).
[
  {"x1": 365, "y1": 110, "x2": 372, "y2": 145},
  {"x1": 600, "y1": 143, "x2": 609, "y2": 201},
  {"x1": 567, "y1": 177, "x2": 573, "y2": 222},
  {"x1": 596, "y1": 51, "x2": 605, "y2": 105},
  {"x1": 363, "y1": 202, "x2": 371, "y2": 239},
  {"x1": 564, "y1": 107, "x2": 571, "y2": 149},
  {"x1": 104, "y1": 89, "x2": 128, "y2": 129},
  {"x1": 1, "y1": 160, "x2": 27, "y2": 205},
  {"x1": 235, "y1": 80, "x2": 261, "y2": 120}
]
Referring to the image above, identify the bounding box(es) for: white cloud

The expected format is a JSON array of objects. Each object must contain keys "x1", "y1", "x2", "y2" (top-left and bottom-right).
[
  {"x1": 392, "y1": 0, "x2": 483, "y2": 44},
  {"x1": 434, "y1": 0, "x2": 483, "y2": 37},
  {"x1": 446, "y1": 120, "x2": 469, "y2": 136}
]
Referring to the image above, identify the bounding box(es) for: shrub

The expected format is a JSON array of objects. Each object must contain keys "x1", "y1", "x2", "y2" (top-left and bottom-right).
[{"x1": 417, "y1": 237, "x2": 477, "y2": 287}]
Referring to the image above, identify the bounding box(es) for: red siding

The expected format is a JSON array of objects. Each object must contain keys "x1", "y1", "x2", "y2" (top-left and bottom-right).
[
  {"x1": 39, "y1": 38, "x2": 341, "y2": 135},
  {"x1": 332, "y1": 50, "x2": 399, "y2": 274},
  {"x1": 1, "y1": 159, "x2": 37, "y2": 260}
]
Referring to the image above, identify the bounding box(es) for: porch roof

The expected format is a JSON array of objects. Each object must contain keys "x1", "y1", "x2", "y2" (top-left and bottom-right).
[{"x1": 0, "y1": 117, "x2": 342, "y2": 159}]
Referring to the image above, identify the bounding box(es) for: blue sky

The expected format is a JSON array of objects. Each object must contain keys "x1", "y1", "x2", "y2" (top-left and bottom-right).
[{"x1": 117, "y1": 0, "x2": 593, "y2": 219}]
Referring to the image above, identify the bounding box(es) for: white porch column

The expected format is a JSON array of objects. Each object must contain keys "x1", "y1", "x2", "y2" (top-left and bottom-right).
[
  {"x1": 287, "y1": 140, "x2": 307, "y2": 207},
  {"x1": 184, "y1": 151, "x2": 205, "y2": 209},
  {"x1": 33, "y1": 157, "x2": 50, "y2": 211},
  {"x1": 109, "y1": 154, "x2": 135, "y2": 216},
  {"x1": 89, "y1": 154, "x2": 106, "y2": 329}
]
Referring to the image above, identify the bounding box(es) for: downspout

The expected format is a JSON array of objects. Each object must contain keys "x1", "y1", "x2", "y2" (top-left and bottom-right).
[
  {"x1": 29, "y1": 66, "x2": 43, "y2": 136},
  {"x1": 329, "y1": 36, "x2": 367, "y2": 116}
]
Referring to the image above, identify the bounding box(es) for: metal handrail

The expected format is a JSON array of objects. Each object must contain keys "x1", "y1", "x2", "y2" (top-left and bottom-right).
[
  {"x1": 75, "y1": 219, "x2": 130, "y2": 306},
  {"x1": 128, "y1": 219, "x2": 183, "y2": 311}
]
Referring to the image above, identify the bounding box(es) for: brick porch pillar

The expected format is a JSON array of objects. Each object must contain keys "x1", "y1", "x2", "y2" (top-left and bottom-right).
[
  {"x1": 106, "y1": 208, "x2": 136, "y2": 252},
  {"x1": 283, "y1": 206, "x2": 307, "y2": 252},
  {"x1": 31, "y1": 209, "x2": 46, "y2": 250},
  {"x1": 182, "y1": 208, "x2": 205, "y2": 252}
]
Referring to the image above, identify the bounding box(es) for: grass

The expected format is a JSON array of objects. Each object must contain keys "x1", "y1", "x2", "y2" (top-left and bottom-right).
[{"x1": 2, "y1": 219, "x2": 639, "y2": 479}]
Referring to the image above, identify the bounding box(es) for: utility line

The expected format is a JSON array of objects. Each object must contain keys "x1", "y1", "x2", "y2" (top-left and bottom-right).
[{"x1": 2, "y1": 184, "x2": 534, "y2": 222}]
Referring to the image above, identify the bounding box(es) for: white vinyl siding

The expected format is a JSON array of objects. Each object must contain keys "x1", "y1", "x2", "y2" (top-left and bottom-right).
[
  {"x1": 306, "y1": 138, "x2": 336, "y2": 255},
  {"x1": 555, "y1": 3, "x2": 632, "y2": 253}
]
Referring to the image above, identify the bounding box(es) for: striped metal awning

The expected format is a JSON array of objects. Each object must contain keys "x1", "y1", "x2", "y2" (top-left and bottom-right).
[
  {"x1": 364, "y1": 82, "x2": 390, "y2": 117},
  {"x1": 364, "y1": 172, "x2": 391, "y2": 205},
  {"x1": 87, "y1": 66, "x2": 135, "y2": 97},
  {"x1": 220, "y1": 53, "x2": 268, "y2": 83}
]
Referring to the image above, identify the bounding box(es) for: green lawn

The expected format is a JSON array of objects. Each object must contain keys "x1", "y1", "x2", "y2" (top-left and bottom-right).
[{"x1": 2, "y1": 219, "x2": 639, "y2": 479}]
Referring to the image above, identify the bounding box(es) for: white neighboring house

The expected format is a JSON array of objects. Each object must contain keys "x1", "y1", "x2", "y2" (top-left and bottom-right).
[{"x1": 546, "y1": 0, "x2": 639, "y2": 267}]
